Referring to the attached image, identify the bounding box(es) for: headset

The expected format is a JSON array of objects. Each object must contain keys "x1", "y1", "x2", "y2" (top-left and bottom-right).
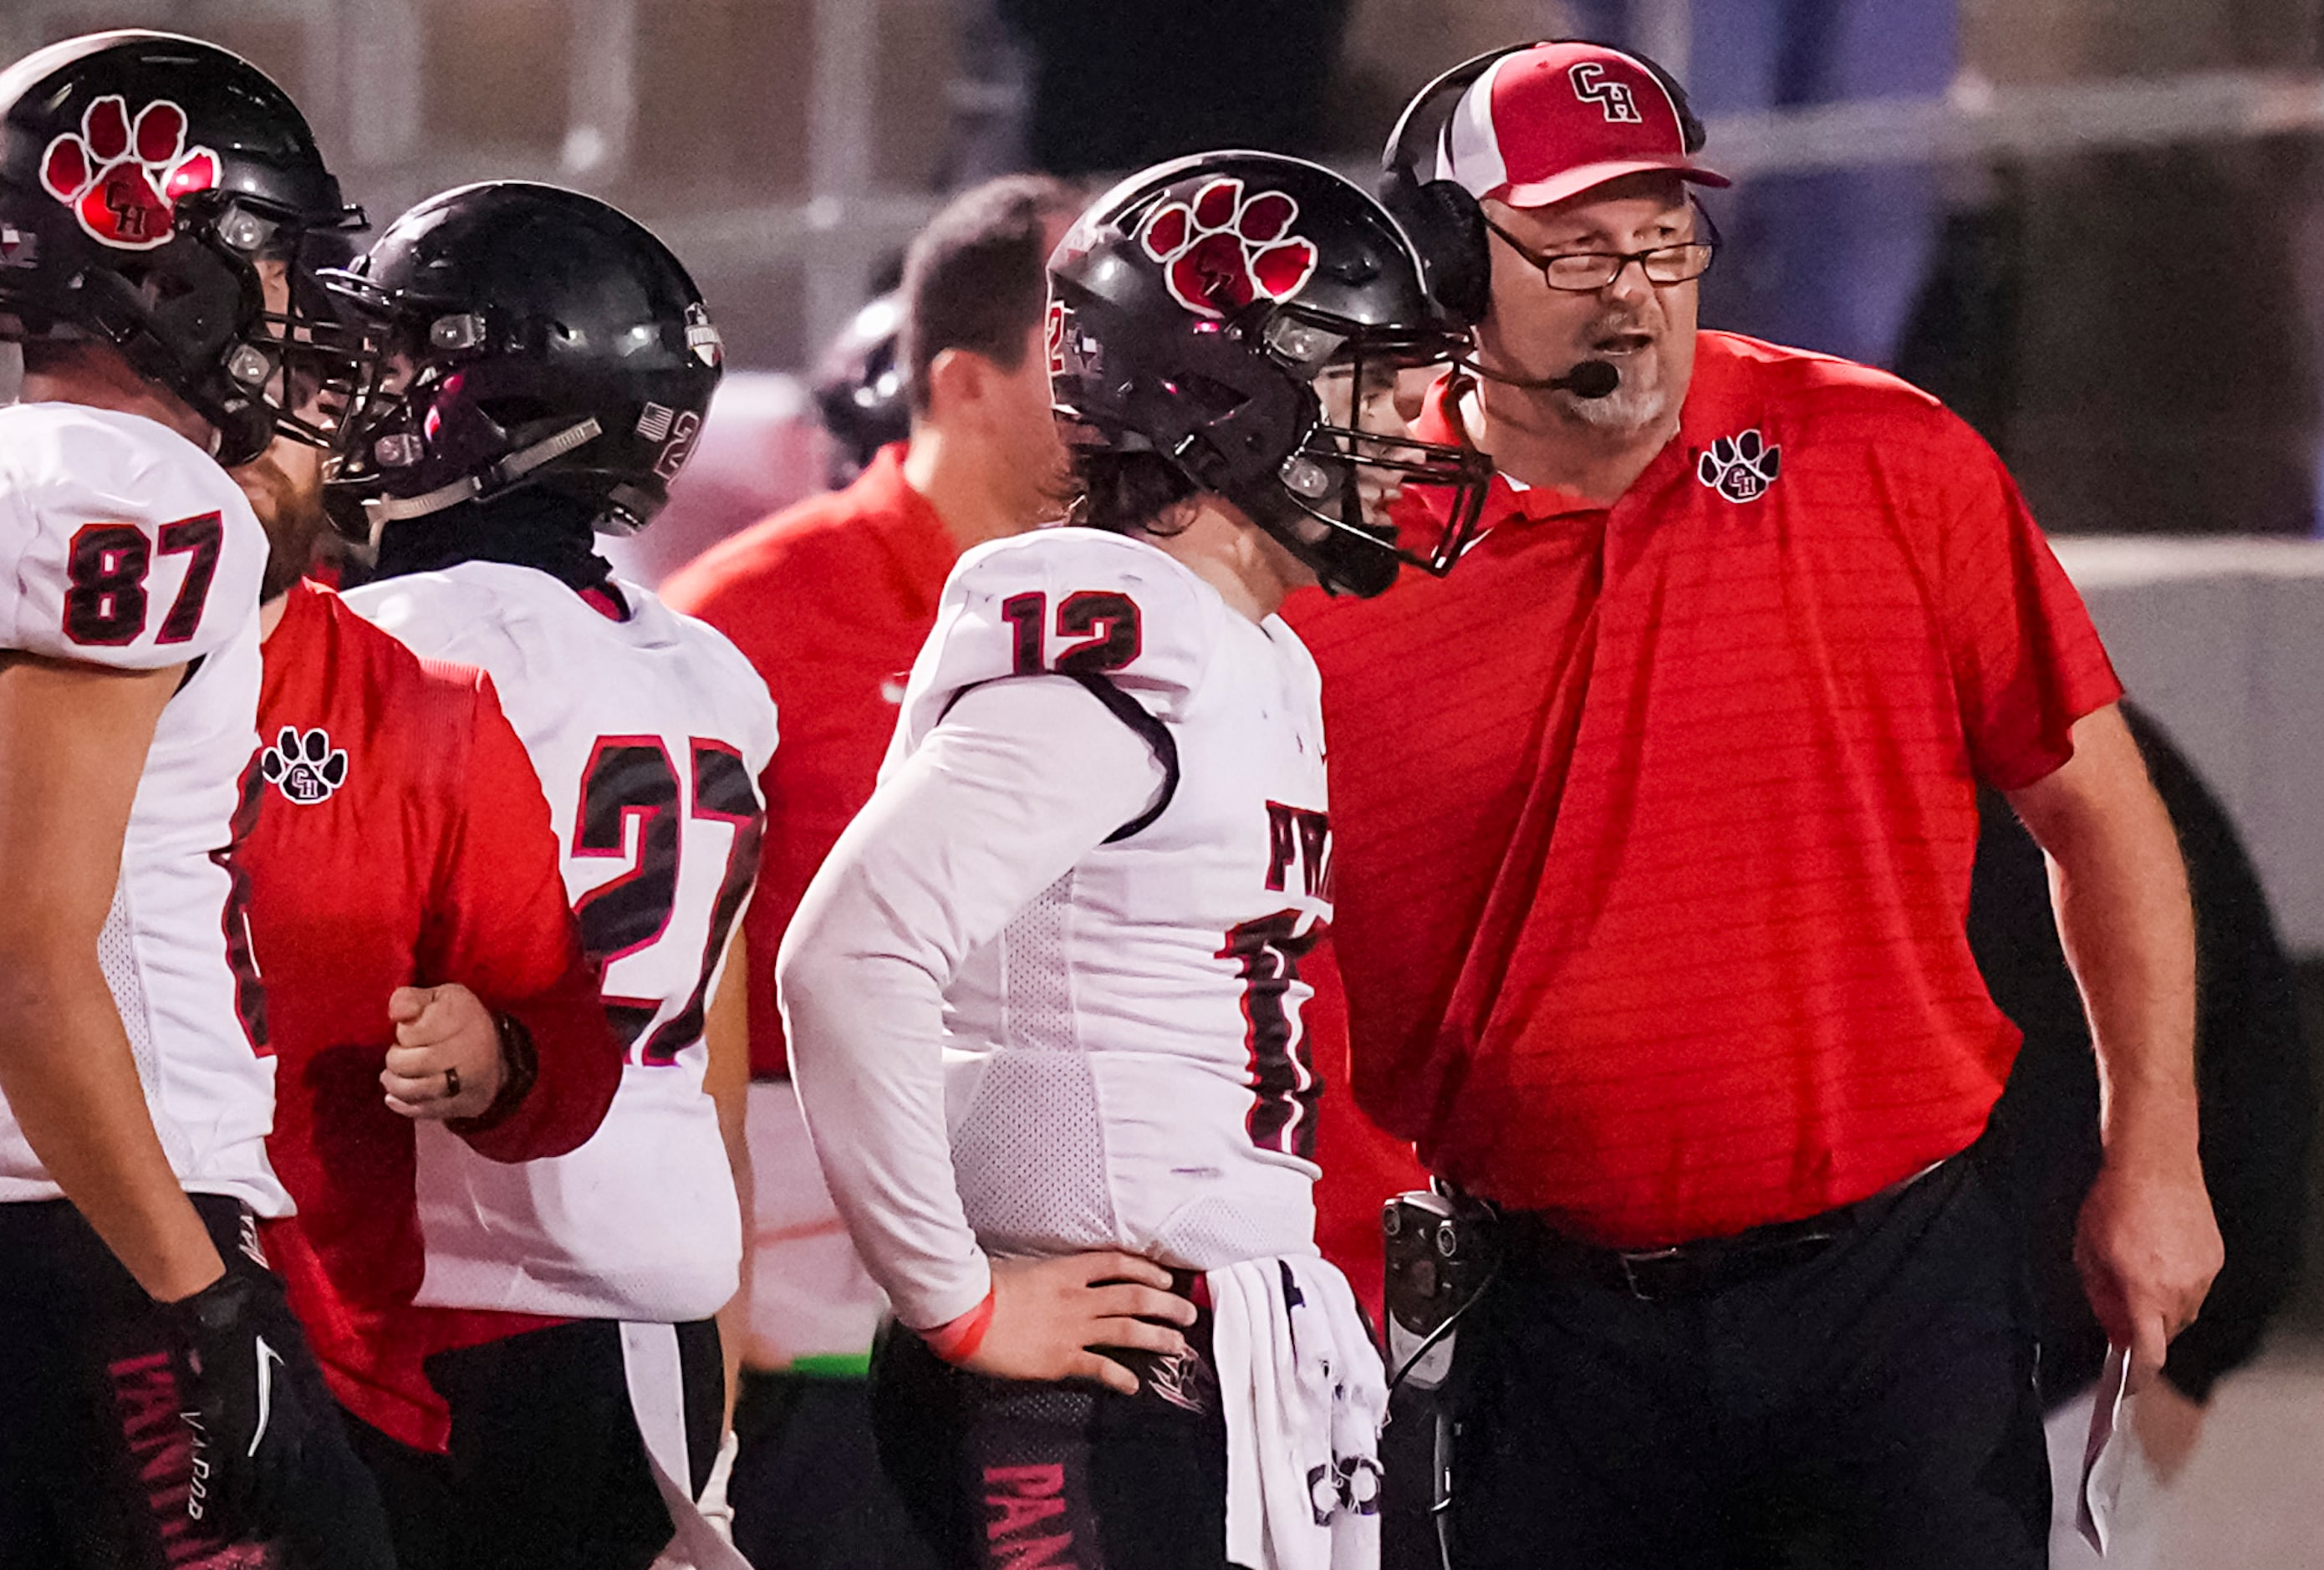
[{"x1": 1377, "y1": 39, "x2": 1709, "y2": 329}]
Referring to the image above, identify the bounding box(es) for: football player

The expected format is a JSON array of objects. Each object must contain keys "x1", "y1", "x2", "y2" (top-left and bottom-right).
[
  {"x1": 778, "y1": 151, "x2": 1493, "y2": 1570},
  {"x1": 325, "y1": 182, "x2": 775, "y2": 1570},
  {"x1": 0, "y1": 29, "x2": 394, "y2": 1570},
  {"x1": 662, "y1": 172, "x2": 1082, "y2": 1570},
  {"x1": 227, "y1": 284, "x2": 630, "y2": 1569}
]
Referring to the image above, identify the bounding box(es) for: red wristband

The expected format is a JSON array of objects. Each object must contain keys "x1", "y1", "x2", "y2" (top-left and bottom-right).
[{"x1": 918, "y1": 1288, "x2": 996, "y2": 1364}]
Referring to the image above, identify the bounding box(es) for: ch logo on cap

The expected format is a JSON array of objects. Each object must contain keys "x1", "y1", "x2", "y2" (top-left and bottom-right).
[{"x1": 1568, "y1": 63, "x2": 1644, "y2": 125}]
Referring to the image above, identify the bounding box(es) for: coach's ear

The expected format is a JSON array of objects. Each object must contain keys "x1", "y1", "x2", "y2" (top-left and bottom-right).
[{"x1": 925, "y1": 344, "x2": 1003, "y2": 424}]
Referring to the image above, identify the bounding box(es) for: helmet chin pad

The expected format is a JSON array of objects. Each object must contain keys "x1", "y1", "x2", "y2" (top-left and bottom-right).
[{"x1": 1245, "y1": 483, "x2": 1403, "y2": 599}]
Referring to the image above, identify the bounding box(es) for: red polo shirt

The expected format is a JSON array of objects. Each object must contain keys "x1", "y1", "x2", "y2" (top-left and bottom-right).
[
  {"x1": 245, "y1": 580, "x2": 623, "y2": 1450},
  {"x1": 1289, "y1": 332, "x2": 2122, "y2": 1249},
  {"x1": 661, "y1": 443, "x2": 960, "y2": 1073}
]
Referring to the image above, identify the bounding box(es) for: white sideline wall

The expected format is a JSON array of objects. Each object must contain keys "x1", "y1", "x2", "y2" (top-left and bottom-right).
[{"x1": 2053, "y1": 538, "x2": 2324, "y2": 955}]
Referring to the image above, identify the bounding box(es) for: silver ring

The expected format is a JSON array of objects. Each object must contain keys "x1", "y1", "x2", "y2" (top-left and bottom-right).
[{"x1": 443, "y1": 1065, "x2": 461, "y2": 1099}]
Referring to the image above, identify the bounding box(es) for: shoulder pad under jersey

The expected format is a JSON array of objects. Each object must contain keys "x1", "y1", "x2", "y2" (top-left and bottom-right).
[
  {"x1": 0, "y1": 405, "x2": 264, "y2": 668},
  {"x1": 652, "y1": 587, "x2": 782, "y2": 779},
  {"x1": 894, "y1": 528, "x2": 1221, "y2": 757}
]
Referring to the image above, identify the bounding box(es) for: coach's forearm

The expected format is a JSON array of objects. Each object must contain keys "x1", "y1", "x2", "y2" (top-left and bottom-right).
[
  {"x1": 0, "y1": 945, "x2": 224, "y2": 1301},
  {"x1": 2010, "y1": 708, "x2": 2199, "y2": 1158},
  {"x1": 2011, "y1": 705, "x2": 2218, "y2": 1378},
  {"x1": 2061, "y1": 844, "x2": 2201, "y2": 1162}
]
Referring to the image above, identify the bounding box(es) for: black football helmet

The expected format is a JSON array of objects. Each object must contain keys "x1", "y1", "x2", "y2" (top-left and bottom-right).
[
  {"x1": 1047, "y1": 150, "x2": 1491, "y2": 599},
  {"x1": 811, "y1": 291, "x2": 908, "y2": 488},
  {"x1": 323, "y1": 181, "x2": 724, "y2": 541},
  {"x1": 0, "y1": 30, "x2": 373, "y2": 465}
]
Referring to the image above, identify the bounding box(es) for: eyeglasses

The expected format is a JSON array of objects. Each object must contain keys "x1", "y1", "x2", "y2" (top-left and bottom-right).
[{"x1": 1481, "y1": 208, "x2": 1720, "y2": 293}]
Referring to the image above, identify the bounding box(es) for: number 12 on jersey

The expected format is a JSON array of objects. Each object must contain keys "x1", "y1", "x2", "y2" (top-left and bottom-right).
[
  {"x1": 1001, "y1": 589, "x2": 1142, "y2": 675},
  {"x1": 571, "y1": 736, "x2": 763, "y2": 1065}
]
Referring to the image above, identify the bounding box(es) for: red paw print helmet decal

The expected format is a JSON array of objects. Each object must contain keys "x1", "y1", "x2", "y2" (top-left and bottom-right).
[
  {"x1": 1137, "y1": 176, "x2": 1319, "y2": 319},
  {"x1": 38, "y1": 95, "x2": 218, "y2": 251}
]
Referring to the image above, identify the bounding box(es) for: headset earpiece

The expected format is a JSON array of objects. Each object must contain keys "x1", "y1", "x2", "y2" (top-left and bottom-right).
[
  {"x1": 1377, "y1": 43, "x2": 1531, "y2": 330},
  {"x1": 1377, "y1": 37, "x2": 1704, "y2": 329},
  {"x1": 1376, "y1": 174, "x2": 1491, "y2": 329}
]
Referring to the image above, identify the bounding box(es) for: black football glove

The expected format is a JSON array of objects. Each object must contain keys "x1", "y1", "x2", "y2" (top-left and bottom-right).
[{"x1": 162, "y1": 1268, "x2": 315, "y2": 1542}]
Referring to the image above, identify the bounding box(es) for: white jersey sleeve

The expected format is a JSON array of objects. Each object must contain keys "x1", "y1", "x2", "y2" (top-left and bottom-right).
[
  {"x1": 782, "y1": 675, "x2": 1166, "y2": 1328},
  {"x1": 0, "y1": 404, "x2": 282, "y2": 1212}
]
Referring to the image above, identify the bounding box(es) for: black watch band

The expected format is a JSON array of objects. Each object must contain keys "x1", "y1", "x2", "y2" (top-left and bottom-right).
[{"x1": 447, "y1": 1010, "x2": 539, "y2": 1134}]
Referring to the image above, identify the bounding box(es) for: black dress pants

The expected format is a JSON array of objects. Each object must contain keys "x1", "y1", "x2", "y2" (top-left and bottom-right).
[{"x1": 1445, "y1": 1155, "x2": 2051, "y2": 1570}]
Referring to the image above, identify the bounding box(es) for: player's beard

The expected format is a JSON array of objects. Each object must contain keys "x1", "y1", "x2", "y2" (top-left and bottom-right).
[{"x1": 239, "y1": 446, "x2": 334, "y2": 601}]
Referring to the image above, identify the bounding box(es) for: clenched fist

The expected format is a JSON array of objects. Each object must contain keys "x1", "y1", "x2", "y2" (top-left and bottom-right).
[
  {"x1": 381, "y1": 983, "x2": 505, "y2": 1120},
  {"x1": 2075, "y1": 1140, "x2": 2223, "y2": 1393}
]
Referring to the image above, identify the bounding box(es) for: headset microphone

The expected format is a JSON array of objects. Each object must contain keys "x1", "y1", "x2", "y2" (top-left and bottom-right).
[
  {"x1": 1468, "y1": 357, "x2": 1621, "y2": 397},
  {"x1": 1555, "y1": 359, "x2": 1620, "y2": 398}
]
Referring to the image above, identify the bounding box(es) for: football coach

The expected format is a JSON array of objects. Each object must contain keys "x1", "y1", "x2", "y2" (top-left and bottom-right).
[{"x1": 1291, "y1": 39, "x2": 2222, "y2": 1568}]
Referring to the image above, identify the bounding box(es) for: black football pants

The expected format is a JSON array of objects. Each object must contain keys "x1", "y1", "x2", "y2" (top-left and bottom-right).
[
  {"x1": 869, "y1": 1309, "x2": 1232, "y2": 1570},
  {"x1": 349, "y1": 1317, "x2": 722, "y2": 1570},
  {"x1": 0, "y1": 1195, "x2": 395, "y2": 1570},
  {"x1": 728, "y1": 1368, "x2": 941, "y2": 1570},
  {"x1": 1442, "y1": 1155, "x2": 2051, "y2": 1570}
]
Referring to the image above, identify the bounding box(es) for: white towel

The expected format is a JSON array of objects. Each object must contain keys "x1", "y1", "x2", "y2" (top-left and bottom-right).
[
  {"x1": 619, "y1": 1321, "x2": 754, "y2": 1570},
  {"x1": 1208, "y1": 1256, "x2": 1389, "y2": 1570}
]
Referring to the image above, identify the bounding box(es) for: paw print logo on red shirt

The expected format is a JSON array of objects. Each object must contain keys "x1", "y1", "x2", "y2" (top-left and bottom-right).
[
  {"x1": 39, "y1": 96, "x2": 219, "y2": 251},
  {"x1": 1696, "y1": 428, "x2": 1781, "y2": 502},
  {"x1": 260, "y1": 726, "x2": 349, "y2": 805},
  {"x1": 1138, "y1": 178, "x2": 1319, "y2": 319}
]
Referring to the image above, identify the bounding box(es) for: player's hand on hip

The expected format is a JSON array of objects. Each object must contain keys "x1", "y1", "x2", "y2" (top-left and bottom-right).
[
  {"x1": 381, "y1": 983, "x2": 504, "y2": 1119},
  {"x1": 161, "y1": 1267, "x2": 316, "y2": 1542},
  {"x1": 2073, "y1": 1144, "x2": 2223, "y2": 1393},
  {"x1": 961, "y1": 1252, "x2": 1198, "y2": 1395}
]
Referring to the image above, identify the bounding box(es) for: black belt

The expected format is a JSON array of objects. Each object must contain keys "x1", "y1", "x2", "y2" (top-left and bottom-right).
[{"x1": 1500, "y1": 1160, "x2": 1948, "y2": 1303}]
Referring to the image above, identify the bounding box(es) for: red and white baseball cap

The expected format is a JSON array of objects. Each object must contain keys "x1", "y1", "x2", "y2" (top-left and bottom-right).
[{"x1": 1438, "y1": 41, "x2": 1729, "y2": 210}]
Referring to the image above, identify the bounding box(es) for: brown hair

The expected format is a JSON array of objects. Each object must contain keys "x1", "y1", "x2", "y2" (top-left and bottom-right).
[
  {"x1": 900, "y1": 174, "x2": 1082, "y2": 415},
  {"x1": 1061, "y1": 447, "x2": 1197, "y2": 539}
]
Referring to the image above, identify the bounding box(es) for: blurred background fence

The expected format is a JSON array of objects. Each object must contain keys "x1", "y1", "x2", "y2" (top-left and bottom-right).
[{"x1": 11, "y1": 0, "x2": 2323, "y2": 548}]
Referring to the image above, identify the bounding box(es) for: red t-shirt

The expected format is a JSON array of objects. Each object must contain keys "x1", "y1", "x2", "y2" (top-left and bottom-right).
[
  {"x1": 1289, "y1": 333, "x2": 2123, "y2": 1249},
  {"x1": 244, "y1": 580, "x2": 624, "y2": 1450},
  {"x1": 661, "y1": 443, "x2": 960, "y2": 1074}
]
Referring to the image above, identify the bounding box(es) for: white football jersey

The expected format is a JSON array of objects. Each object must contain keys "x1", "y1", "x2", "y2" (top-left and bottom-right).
[
  {"x1": 893, "y1": 528, "x2": 1333, "y2": 1271},
  {"x1": 0, "y1": 403, "x2": 282, "y2": 1213},
  {"x1": 348, "y1": 562, "x2": 777, "y2": 1320}
]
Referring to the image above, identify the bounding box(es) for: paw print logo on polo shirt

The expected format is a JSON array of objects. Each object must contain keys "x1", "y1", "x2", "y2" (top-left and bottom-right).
[
  {"x1": 1697, "y1": 428, "x2": 1781, "y2": 503},
  {"x1": 260, "y1": 726, "x2": 348, "y2": 805}
]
